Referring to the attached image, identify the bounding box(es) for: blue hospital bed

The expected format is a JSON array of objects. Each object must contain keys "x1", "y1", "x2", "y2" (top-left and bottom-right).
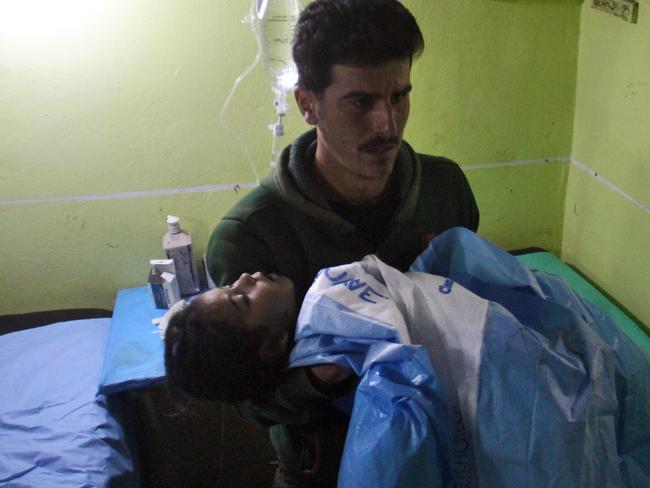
[
  {"x1": 516, "y1": 250, "x2": 649, "y2": 354},
  {"x1": 0, "y1": 317, "x2": 137, "y2": 487}
]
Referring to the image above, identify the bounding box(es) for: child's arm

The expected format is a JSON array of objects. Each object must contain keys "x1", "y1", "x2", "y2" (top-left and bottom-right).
[{"x1": 308, "y1": 363, "x2": 354, "y2": 389}]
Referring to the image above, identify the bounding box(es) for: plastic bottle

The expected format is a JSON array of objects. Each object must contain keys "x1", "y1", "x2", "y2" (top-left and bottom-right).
[{"x1": 162, "y1": 215, "x2": 200, "y2": 296}]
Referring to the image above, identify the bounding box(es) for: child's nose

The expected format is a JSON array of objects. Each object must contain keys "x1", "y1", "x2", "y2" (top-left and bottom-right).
[{"x1": 237, "y1": 273, "x2": 256, "y2": 288}]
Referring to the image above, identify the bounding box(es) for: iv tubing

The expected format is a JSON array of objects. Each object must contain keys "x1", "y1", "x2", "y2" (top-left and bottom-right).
[{"x1": 219, "y1": 5, "x2": 263, "y2": 184}]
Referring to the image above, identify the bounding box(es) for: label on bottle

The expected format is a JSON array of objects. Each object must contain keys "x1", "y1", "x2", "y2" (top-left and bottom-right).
[{"x1": 165, "y1": 245, "x2": 199, "y2": 296}]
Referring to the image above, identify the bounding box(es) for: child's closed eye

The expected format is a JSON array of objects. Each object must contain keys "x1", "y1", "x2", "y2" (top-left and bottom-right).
[{"x1": 229, "y1": 293, "x2": 250, "y2": 311}]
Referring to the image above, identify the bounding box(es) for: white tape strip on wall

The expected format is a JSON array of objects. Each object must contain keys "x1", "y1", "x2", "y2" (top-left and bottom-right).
[{"x1": 1, "y1": 159, "x2": 648, "y2": 215}]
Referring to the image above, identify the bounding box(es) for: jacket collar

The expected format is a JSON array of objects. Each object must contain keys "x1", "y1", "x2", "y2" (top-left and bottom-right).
[{"x1": 261, "y1": 129, "x2": 421, "y2": 229}]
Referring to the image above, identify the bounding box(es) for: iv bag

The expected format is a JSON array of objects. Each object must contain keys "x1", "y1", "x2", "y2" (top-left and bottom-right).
[
  {"x1": 255, "y1": 0, "x2": 301, "y2": 113},
  {"x1": 221, "y1": 0, "x2": 301, "y2": 176}
]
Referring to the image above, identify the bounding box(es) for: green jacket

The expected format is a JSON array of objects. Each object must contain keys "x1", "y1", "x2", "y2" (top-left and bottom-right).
[
  {"x1": 207, "y1": 129, "x2": 478, "y2": 298},
  {"x1": 206, "y1": 129, "x2": 479, "y2": 486}
]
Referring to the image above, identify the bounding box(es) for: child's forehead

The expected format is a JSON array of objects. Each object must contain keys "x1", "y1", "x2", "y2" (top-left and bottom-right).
[{"x1": 196, "y1": 289, "x2": 234, "y2": 320}]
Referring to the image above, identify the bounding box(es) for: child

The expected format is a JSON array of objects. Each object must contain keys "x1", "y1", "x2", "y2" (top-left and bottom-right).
[
  {"x1": 164, "y1": 271, "x2": 351, "y2": 402},
  {"x1": 164, "y1": 271, "x2": 298, "y2": 402}
]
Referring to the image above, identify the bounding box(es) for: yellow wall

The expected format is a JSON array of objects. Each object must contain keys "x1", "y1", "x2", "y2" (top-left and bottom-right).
[
  {"x1": 1, "y1": 1, "x2": 586, "y2": 314},
  {"x1": 564, "y1": 1, "x2": 650, "y2": 326}
]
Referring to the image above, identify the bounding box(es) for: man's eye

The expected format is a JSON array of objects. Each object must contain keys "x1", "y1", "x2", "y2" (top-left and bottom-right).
[
  {"x1": 352, "y1": 97, "x2": 372, "y2": 109},
  {"x1": 391, "y1": 92, "x2": 407, "y2": 104}
]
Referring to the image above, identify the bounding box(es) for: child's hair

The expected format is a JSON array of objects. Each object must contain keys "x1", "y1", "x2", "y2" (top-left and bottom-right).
[{"x1": 164, "y1": 298, "x2": 292, "y2": 403}]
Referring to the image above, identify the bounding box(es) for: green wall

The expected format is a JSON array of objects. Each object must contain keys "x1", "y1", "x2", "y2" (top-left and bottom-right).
[
  {"x1": 564, "y1": 2, "x2": 650, "y2": 327},
  {"x1": 1, "y1": 1, "x2": 582, "y2": 314},
  {"x1": 407, "y1": 0, "x2": 579, "y2": 251}
]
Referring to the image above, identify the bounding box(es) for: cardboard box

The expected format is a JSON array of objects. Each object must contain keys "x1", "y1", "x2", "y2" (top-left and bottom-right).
[{"x1": 147, "y1": 259, "x2": 181, "y2": 309}]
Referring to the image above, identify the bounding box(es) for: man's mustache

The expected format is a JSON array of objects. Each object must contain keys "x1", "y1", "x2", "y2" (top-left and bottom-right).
[{"x1": 359, "y1": 136, "x2": 400, "y2": 152}]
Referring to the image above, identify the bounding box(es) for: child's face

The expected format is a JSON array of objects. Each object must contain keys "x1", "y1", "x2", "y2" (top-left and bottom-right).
[{"x1": 199, "y1": 272, "x2": 297, "y2": 329}]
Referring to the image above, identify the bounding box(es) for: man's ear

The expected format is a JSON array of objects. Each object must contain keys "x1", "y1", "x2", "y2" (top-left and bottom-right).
[
  {"x1": 294, "y1": 86, "x2": 317, "y2": 125},
  {"x1": 259, "y1": 330, "x2": 291, "y2": 363}
]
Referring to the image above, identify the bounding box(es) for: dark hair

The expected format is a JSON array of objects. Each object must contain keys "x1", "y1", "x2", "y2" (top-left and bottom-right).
[
  {"x1": 292, "y1": 0, "x2": 424, "y2": 95},
  {"x1": 164, "y1": 298, "x2": 291, "y2": 403}
]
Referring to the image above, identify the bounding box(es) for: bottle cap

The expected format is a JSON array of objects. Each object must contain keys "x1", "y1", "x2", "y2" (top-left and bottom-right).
[{"x1": 166, "y1": 215, "x2": 181, "y2": 234}]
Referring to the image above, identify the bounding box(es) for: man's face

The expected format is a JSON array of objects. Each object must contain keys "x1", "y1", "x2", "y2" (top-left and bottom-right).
[
  {"x1": 298, "y1": 58, "x2": 412, "y2": 190},
  {"x1": 199, "y1": 272, "x2": 297, "y2": 329}
]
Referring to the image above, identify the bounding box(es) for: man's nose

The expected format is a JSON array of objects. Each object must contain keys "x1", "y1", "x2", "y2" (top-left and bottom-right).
[{"x1": 371, "y1": 100, "x2": 396, "y2": 135}]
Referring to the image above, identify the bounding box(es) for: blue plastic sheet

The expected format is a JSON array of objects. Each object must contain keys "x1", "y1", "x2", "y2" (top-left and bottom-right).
[{"x1": 290, "y1": 228, "x2": 650, "y2": 487}]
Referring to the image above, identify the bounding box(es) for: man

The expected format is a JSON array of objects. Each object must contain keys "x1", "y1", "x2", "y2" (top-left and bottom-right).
[{"x1": 206, "y1": 1, "x2": 479, "y2": 485}]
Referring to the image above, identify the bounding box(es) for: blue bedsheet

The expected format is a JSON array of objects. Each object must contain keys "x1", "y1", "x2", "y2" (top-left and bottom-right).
[{"x1": 0, "y1": 319, "x2": 135, "y2": 487}]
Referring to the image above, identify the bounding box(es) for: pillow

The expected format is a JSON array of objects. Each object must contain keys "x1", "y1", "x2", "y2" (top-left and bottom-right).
[{"x1": 99, "y1": 286, "x2": 168, "y2": 394}]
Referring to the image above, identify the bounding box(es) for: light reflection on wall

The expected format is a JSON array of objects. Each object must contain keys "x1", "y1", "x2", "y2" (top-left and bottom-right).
[{"x1": 0, "y1": 0, "x2": 106, "y2": 45}]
